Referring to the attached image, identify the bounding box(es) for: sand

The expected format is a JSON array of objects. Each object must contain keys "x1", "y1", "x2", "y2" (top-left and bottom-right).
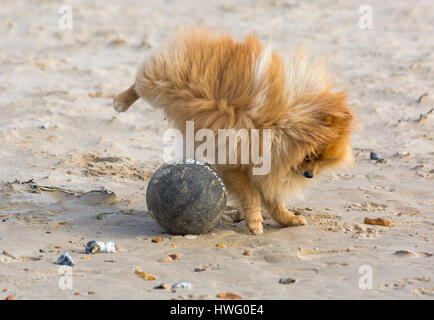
[{"x1": 0, "y1": 0, "x2": 433, "y2": 300}]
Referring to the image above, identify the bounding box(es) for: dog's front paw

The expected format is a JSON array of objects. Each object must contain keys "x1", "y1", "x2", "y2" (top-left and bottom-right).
[
  {"x1": 246, "y1": 220, "x2": 263, "y2": 235},
  {"x1": 290, "y1": 215, "x2": 306, "y2": 226},
  {"x1": 275, "y1": 211, "x2": 307, "y2": 227}
]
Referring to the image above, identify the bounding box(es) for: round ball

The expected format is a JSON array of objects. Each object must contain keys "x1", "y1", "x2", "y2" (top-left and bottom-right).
[{"x1": 146, "y1": 160, "x2": 227, "y2": 235}]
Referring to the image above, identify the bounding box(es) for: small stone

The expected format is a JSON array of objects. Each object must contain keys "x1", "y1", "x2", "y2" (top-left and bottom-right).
[
  {"x1": 74, "y1": 292, "x2": 80, "y2": 296},
  {"x1": 243, "y1": 250, "x2": 252, "y2": 256},
  {"x1": 88, "y1": 291, "x2": 95, "y2": 295},
  {"x1": 151, "y1": 236, "x2": 162, "y2": 243},
  {"x1": 364, "y1": 217, "x2": 391, "y2": 227},
  {"x1": 216, "y1": 292, "x2": 243, "y2": 300},
  {"x1": 134, "y1": 268, "x2": 156, "y2": 281},
  {"x1": 216, "y1": 243, "x2": 225, "y2": 248},
  {"x1": 80, "y1": 256, "x2": 91, "y2": 260},
  {"x1": 396, "y1": 151, "x2": 410, "y2": 158},
  {"x1": 2, "y1": 288, "x2": 7, "y2": 292},
  {"x1": 184, "y1": 234, "x2": 197, "y2": 239},
  {"x1": 370, "y1": 152, "x2": 382, "y2": 161},
  {"x1": 171, "y1": 243, "x2": 176, "y2": 247},
  {"x1": 55, "y1": 252, "x2": 74, "y2": 267},
  {"x1": 41, "y1": 121, "x2": 50, "y2": 129},
  {"x1": 172, "y1": 281, "x2": 192, "y2": 289},
  {"x1": 158, "y1": 257, "x2": 173, "y2": 263},
  {"x1": 154, "y1": 283, "x2": 169, "y2": 290},
  {"x1": 5, "y1": 295, "x2": 14, "y2": 300},
  {"x1": 169, "y1": 253, "x2": 179, "y2": 260},
  {"x1": 279, "y1": 278, "x2": 296, "y2": 285},
  {"x1": 194, "y1": 268, "x2": 207, "y2": 272}
]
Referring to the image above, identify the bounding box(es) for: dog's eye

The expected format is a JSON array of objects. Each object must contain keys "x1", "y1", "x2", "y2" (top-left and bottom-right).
[{"x1": 305, "y1": 155, "x2": 311, "y2": 162}]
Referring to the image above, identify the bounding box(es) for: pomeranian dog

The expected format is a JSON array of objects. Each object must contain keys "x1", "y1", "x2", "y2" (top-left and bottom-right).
[{"x1": 114, "y1": 27, "x2": 354, "y2": 235}]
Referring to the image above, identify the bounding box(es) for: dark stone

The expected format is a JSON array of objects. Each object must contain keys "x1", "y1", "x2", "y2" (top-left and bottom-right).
[
  {"x1": 279, "y1": 278, "x2": 296, "y2": 285},
  {"x1": 146, "y1": 160, "x2": 227, "y2": 235},
  {"x1": 370, "y1": 152, "x2": 382, "y2": 161}
]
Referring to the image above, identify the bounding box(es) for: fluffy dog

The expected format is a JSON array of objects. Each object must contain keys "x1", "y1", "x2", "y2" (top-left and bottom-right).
[{"x1": 114, "y1": 27, "x2": 354, "y2": 235}]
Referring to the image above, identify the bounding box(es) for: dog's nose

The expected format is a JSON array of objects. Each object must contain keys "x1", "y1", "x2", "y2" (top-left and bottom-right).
[{"x1": 304, "y1": 171, "x2": 313, "y2": 178}]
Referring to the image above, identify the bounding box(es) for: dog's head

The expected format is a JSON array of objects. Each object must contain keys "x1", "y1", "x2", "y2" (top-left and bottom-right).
[{"x1": 295, "y1": 91, "x2": 354, "y2": 179}]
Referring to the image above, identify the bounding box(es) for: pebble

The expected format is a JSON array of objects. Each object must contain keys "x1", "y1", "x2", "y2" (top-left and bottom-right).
[
  {"x1": 80, "y1": 256, "x2": 91, "y2": 260},
  {"x1": 370, "y1": 152, "x2": 382, "y2": 161},
  {"x1": 151, "y1": 236, "x2": 162, "y2": 243},
  {"x1": 243, "y1": 250, "x2": 252, "y2": 256},
  {"x1": 216, "y1": 292, "x2": 243, "y2": 300},
  {"x1": 279, "y1": 278, "x2": 296, "y2": 285},
  {"x1": 3, "y1": 288, "x2": 7, "y2": 292},
  {"x1": 171, "y1": 243, "x2": 177, "y2": 247},
  {"x1": 5, "y1": 295, "x2": 14, "y2": 300},
  {"x1": 134, "y1": 268, "x2": 156, "y2": 281},
  {"x1": 396, "y1": 151, "x2": 410, "y2": 158},
  {"x1": 74, "y1": 292, "x2": 80, "y2": 296},
  {"x1": 40, "y1": 121, "x2": 50, "y2": 129},
  {"x1": 194, "y1": 268, "x2": 207, "y2": 272},
  {"x1": 88, "y1": 291, "x2": 95, "y2": 295},
  {"x1": 184, "y1": 234, "x2": 197, "y2": 239},
  {"x1": 169, "y1": 253, "x2": 179, "y2": 260},
  {"x1": 364, "y1": 217, "x2": 391, "y2": 227},
  {"x1": 55, "y1": 252, "x2": 74, "y2": 267},
  {"x1": 172, "y1": 281, "x2": 193, "y2": 289},
  {"x1": 154, "y1": 283, "x2": 169, "y2": 290},
  {"x1": 216, "y1": 243, "x2": 225, "y2": 248},
  {"x1": 158, "y1": 257, "x2": 173, "y2": 263}
]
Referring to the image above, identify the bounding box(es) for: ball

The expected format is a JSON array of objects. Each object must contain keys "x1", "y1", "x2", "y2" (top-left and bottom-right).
[{"x1": 146, "y1": 160, "x2": 227, "y2": 235}]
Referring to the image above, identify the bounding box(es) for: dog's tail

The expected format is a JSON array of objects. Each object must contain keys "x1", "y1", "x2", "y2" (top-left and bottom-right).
[{"x1": 113, "y1": 83, "x2": 139, "y2": 112}]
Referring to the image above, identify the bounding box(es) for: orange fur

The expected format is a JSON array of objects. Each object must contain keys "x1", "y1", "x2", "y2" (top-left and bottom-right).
[{"x1": 121, "y1": 27, "x2": 354, "y2": 234}]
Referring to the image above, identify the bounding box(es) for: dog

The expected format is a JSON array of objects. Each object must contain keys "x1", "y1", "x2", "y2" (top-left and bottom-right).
[{"x1": 114, "y1": 27, "x2": 354, "y2": 235}]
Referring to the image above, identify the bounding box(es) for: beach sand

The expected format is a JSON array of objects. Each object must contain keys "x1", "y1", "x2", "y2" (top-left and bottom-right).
[{"x1": 0, "y1": 0, "x2": 433, "y2": 299}]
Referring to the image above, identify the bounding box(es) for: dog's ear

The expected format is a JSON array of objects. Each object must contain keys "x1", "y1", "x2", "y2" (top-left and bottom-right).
[
  {"x1": 320, "y1": 91, "x2": 353, "y2": 129},
  {"x1": 325, "y1": 110, "x2": 353, "y2": 125}
]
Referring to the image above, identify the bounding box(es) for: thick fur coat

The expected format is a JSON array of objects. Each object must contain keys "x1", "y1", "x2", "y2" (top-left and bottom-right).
[{"x1": 117, "y1": 28, "x2": 354, "y2": 234}]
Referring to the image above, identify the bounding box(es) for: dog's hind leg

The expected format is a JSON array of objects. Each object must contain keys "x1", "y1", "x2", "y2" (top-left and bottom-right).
[
  {"x1": 241, "y1": 189, "x2": 263, "y2": 235},
  {"x1": 264, "y1": 200, "x2": 306, "y2": 227},
  {"x1": 219, "y1": 169, "x2": 263, "y2": 235}
]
